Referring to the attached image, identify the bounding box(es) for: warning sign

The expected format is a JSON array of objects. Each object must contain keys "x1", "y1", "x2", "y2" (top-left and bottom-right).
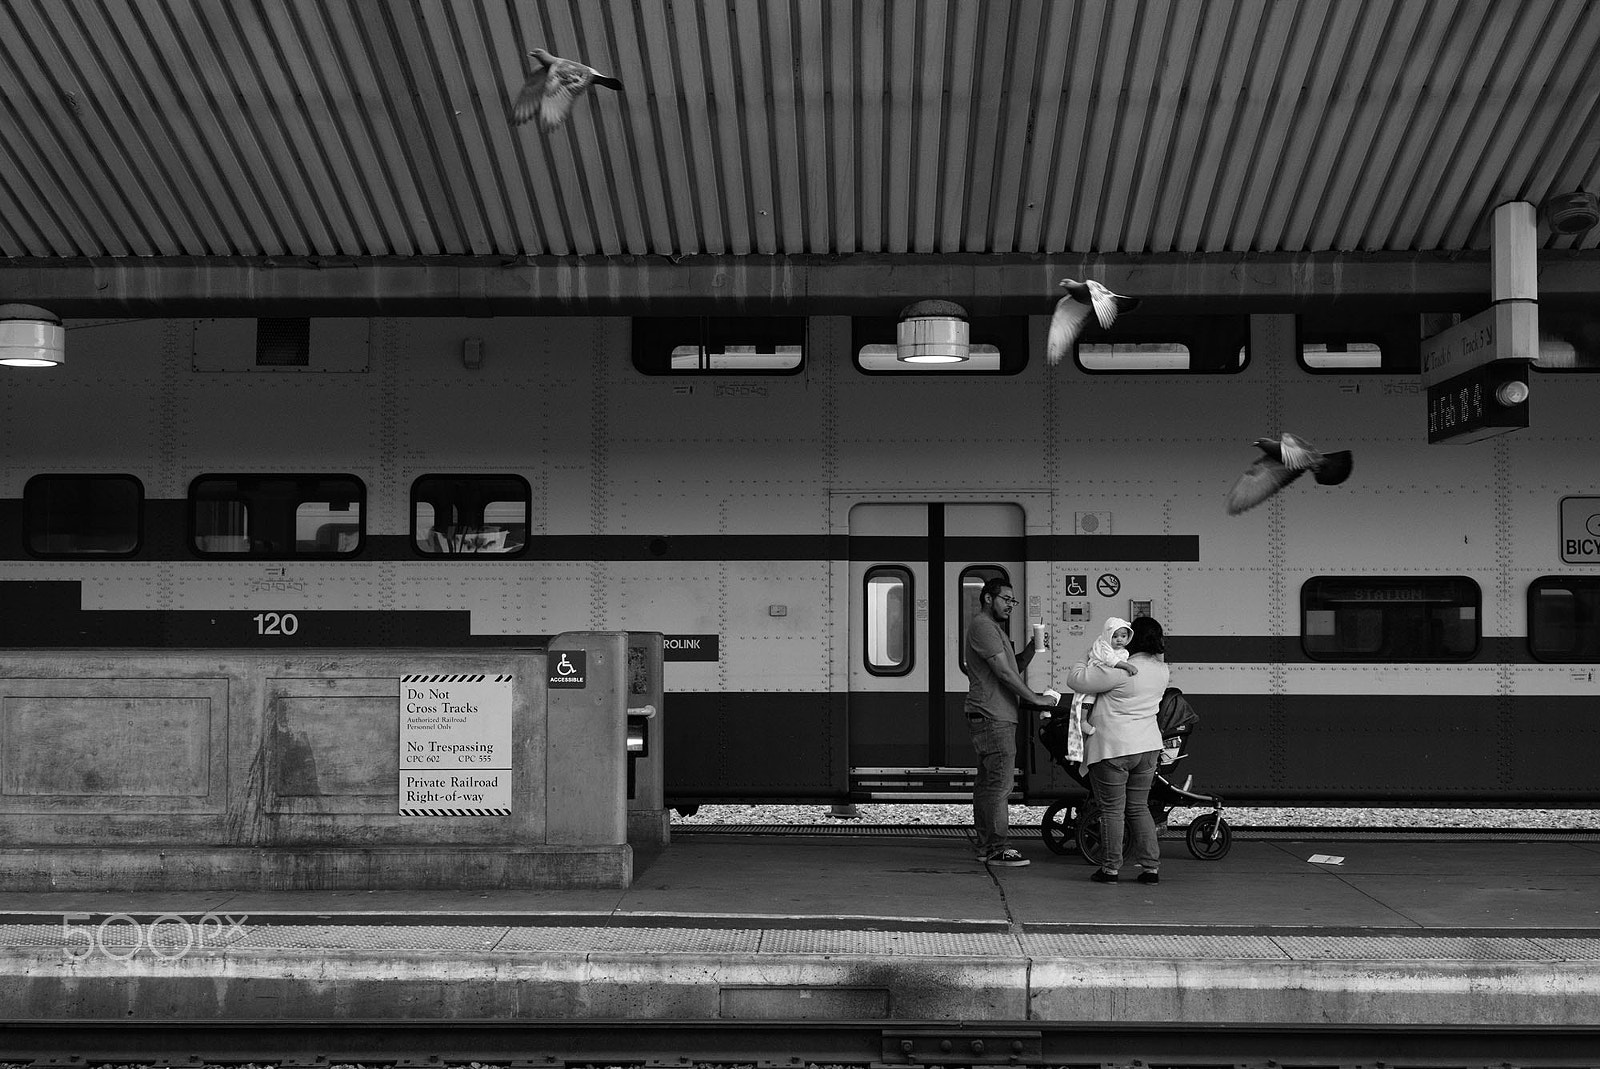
[{"x1": 398, "y1": 673, "x2": 513, "y2": 816}]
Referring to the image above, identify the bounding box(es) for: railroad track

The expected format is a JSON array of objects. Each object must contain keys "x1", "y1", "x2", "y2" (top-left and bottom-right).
[
  {"x1": 4, "y1": 1020, "x2": 1599, "y2": 1068},
  {"x1": 673, "y1": 822, "x2": 1600, "y2": 841}
]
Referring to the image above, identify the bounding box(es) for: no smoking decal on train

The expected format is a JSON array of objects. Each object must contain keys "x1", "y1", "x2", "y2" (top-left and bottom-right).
[{"x1": 1560, "y1": 497, "x2": 1600, "y2": 563}]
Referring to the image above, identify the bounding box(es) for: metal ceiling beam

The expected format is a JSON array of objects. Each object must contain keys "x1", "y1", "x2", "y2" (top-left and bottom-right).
[{"x1": 3, "y1": 253, "x2": 1599, "y2": 317}]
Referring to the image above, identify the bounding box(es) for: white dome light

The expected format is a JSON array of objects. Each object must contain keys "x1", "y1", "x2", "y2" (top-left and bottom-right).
[
  {"x1": 897, "y1": 300, "x2": 970, "y2": 363},
  {"x1": 0, "y1": 304, "x2": 64, "y2": 367}
]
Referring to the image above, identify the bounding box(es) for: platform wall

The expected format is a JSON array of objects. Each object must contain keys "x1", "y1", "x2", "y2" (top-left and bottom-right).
[{"x1": 0, "y1": 634, "x2": 635, "y2": 890}]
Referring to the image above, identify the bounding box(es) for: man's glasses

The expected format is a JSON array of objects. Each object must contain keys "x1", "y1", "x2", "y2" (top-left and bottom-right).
[{"x1": 996, "y1": 595, "x2": 1018, "y2": 606}]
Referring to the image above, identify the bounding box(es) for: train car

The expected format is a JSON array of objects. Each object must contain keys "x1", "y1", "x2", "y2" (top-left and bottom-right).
[{"x1": 3, "y1": 308, "x2": 1598, "y2": 810}]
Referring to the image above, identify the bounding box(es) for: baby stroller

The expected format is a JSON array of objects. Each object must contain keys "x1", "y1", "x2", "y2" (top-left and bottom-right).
[{"x1": 1036, "y1": 687, "x2": 1232, "y2": 862}]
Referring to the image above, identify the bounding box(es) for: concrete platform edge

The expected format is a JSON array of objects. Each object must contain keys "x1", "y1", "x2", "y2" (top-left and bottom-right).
[
  {"x1": 1, "y1": 949, "x2": 1596, "y2": 1026},
  {"x1": 0, "y1": 846, "x2": 633, "y2": 891}
]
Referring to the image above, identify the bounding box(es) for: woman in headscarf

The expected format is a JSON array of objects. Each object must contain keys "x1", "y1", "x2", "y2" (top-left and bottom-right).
[{"x1": 1064, "y1": 616, "x2": 1171, "y2": 884}]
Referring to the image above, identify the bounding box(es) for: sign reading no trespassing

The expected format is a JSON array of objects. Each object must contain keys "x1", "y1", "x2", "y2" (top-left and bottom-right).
[{"x1": 399, "y1": 673, "x2": 513, "y2": 816}]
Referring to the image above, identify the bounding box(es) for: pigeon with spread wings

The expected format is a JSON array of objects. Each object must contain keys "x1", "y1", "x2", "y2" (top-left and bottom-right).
[
  {"x1": 512, "y1": 48, "x2": 623, "y2": 133},
  {"x1": 1225, "y1": 433, "x2": 1354, "y2": 515},
  {"x1": 1046, "y1": 278, "x2": 1140, "y2": 366}
]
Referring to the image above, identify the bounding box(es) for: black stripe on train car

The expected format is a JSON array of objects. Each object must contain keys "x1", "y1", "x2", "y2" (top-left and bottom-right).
[
  {"x1": 0, "y1": 497, "x2": 1199, "y2": 563},
  {"x1": 0, "y1": 582, "x2": 1545, "y2": 662},
  {"x1": 665, "y1": 689, "x2": 1600, "y2": 803},
  {"x1": 0, "y1": 583, "x2": 547, "y2": 647}
]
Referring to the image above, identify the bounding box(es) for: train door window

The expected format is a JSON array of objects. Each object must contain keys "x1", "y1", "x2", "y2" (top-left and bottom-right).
[
  {"x1": 1302, "y1": 576, "x2": 1480, "y2": 661},
  {"x1": 957, "y1": 565, "x2": 1010, "y2": 674},
  {"x1": 1528, "y1": 577, "x2": 1600, "y2": 662},
  {"x1": 633, "y1": 317, "x2": 805, "y2": 373},
  {"x1": 190, "y1": 475, "x2": 365, "y2": 557},
  {"x1": 411, "y1": 475, "x2": 531, "y2": 556},
  {"x1": 23, "y1": 474, "x2": 142, "y2": 557},
  {"x1": 863, "y1": 566, "x2": 913, "y2": 675}
]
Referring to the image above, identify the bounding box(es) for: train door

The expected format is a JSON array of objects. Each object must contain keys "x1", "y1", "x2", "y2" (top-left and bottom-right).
[{"x1": 847, "y1": 502, "x2": 1027, "y2": 800}]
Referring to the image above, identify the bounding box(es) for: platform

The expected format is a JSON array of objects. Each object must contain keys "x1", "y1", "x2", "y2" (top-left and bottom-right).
[{"x1": 0, "y1": 827, "x2": 1597, "y2": 1027}]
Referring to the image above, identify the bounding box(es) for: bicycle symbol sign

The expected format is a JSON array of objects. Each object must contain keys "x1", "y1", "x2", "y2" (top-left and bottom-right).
[
  {"x1": 548, "y1": 650, "x2": 587, "y2": 687},
  {"x1": 1096, "y1": 573, "x2": 1121, "y2": 597}
]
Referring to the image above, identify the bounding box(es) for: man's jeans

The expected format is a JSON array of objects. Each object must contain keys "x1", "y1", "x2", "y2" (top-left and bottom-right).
[
  {"x1": 968, "y1": 717, "x2": 1017, "y2": 857},
  {"x1": 1088, "y1": 749, "x2": 1161, "y2": 874}
]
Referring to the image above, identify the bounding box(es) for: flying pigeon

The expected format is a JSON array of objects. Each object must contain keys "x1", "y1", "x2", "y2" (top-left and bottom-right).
[
  {"x1": 512, "y1": 48, "x2": 623, "y2": 132},
  {"x1": 1225, "y1": 433, "x2": 1354, "y2": 515},
  {"x1": 1046, "y1": 278, "x2": 1140, "y2": 365}
]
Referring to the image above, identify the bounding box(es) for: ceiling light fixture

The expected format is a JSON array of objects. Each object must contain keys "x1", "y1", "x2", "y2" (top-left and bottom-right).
[
  {"x1": 0, "y1": 304, "x2": 65, "y2": 367},
  {"x1": 897, "y1": 300, "x2": 970, "y2": 363},
  {"x1": 1542, "y1": 189, "x2": 1600, "y2": 235}
]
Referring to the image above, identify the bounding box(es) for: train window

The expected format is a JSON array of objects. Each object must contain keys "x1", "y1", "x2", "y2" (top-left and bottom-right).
[
  {"x1": 1074, "y1": 315, "x2": 1250, "y2": 373},
  {"x1": 1080, "y1": 342, "x2": 1193, "y2": 371},
  {"x1": 411, "y1": 475, "x2": 531, "y2": 556},
  {"x1": 633, "y1": 317, "x2": 805, "y2": 373},
  {"x1": 23, "y1": 474, "x2": 142, "y2": 557},
  {"x1": 863, "y1": 566, "x2": 913, "y2": 675},
  {"x1": 190, "y1": 475, "x2": 365, "y2": 557},
  {"x1": 1530, "y1": 298, "x2": 1600, "y2": 370},
  {"x1": 1528, "y1": 578, "x2": 1600, "y2": 662},
  {"x1": 1301, "y1": 341, "x2": 1383, "y2": 370},
  {"x1": 1301, "y1": 576, "x2": 1480, "y2": 661},
  {"x1": 1299, "y1": 312, "x2": 1420, "y2": 373},
  {"x1": 957, "y1": 565, "x2": 1010, "y2": 674},
  {"x1": 852, "y1": 316, "x2": 1027, "y2": 374}
]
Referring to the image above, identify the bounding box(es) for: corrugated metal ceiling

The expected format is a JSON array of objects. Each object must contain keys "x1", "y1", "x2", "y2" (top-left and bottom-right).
[{"x1": 1, "y1": 0, "x2": 1598, "y2": 262}]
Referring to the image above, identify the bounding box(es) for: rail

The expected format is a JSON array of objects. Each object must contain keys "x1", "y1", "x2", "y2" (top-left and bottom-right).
[{"x1": 2, "y1": 1019, "x2": 1598, "y2": 1067}]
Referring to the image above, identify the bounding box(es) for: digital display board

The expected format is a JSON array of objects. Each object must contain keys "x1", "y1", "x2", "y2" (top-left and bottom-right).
[{"x1": 1426, "y1": 358, "x2": 1529, "y2": 444}]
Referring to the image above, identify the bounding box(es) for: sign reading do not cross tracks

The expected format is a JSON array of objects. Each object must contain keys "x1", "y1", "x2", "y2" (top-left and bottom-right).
[{"x1": 398, "y1": 673, "x2": 513, "y2": 816}]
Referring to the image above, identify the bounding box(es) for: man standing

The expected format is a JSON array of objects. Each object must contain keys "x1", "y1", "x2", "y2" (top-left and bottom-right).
[{"x1": 964, "y1": 577, "x2": 1056, "y2": 866}]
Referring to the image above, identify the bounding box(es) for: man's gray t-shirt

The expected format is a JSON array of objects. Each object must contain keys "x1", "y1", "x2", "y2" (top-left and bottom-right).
[{"x1": 963, "y1": 612, "x2": 1018, "y2": 724}]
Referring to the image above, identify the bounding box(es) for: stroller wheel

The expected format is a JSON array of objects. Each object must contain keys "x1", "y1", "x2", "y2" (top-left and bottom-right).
[
  {"x1": 1040, "y1": 800, "x2": 1079, "y2": 855},
  {"x1": 1073, "y1": 800, "x2": 1127, "y2": 867},
  {"x1": 1185, "y1": 812, "x2": 1233, "y2": 861},
  {"x1": 1075, "y1": 813, "x2": 1105, "y2": 867}
]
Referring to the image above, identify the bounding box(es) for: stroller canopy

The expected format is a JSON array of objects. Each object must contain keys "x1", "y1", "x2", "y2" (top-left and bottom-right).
[{"x1": 1158, "y1": 688, "x2": 1199, "y2": 737}]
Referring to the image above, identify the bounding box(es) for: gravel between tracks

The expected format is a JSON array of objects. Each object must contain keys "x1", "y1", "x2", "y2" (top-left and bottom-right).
[{"x1": 672, "y1": 803, "x2": 1599, "y2": 830}]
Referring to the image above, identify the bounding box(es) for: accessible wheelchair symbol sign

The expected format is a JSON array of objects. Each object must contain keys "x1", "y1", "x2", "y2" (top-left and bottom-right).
[{"x1": 548, "y1": 650, "x2": 586, "y2": 687}]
